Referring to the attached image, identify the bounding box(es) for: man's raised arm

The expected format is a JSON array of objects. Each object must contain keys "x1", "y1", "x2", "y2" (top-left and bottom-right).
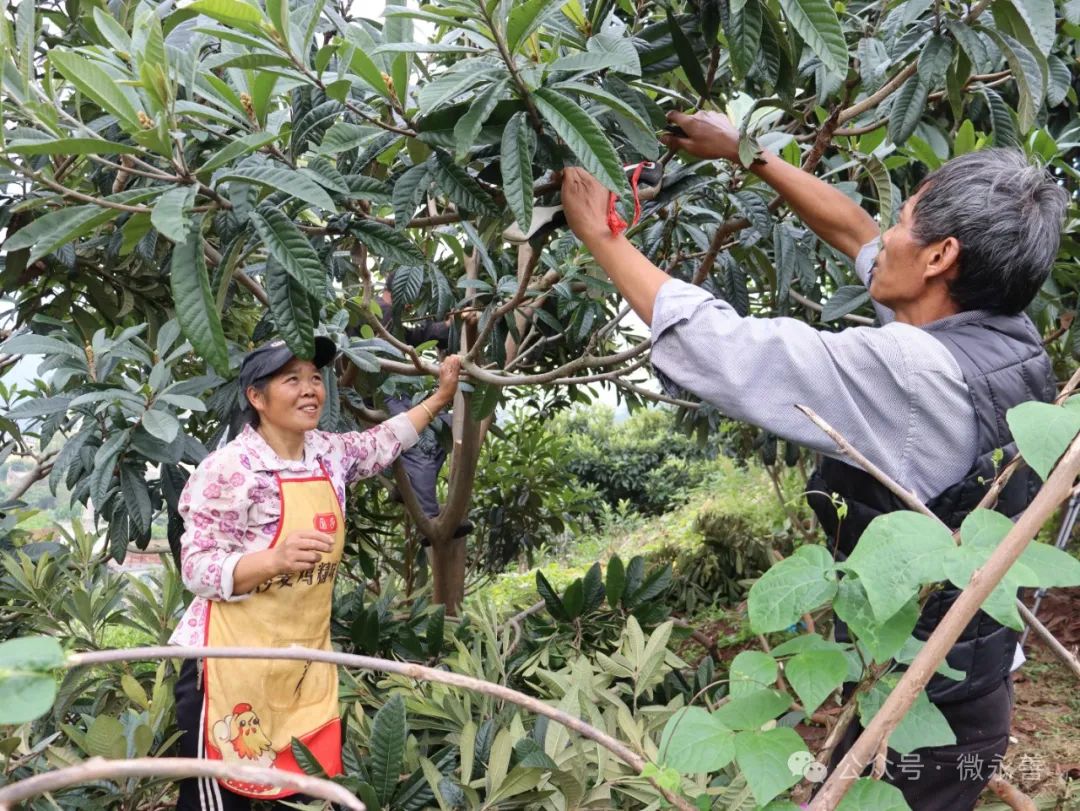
[{"x1": 663, "y1": 111, "x2": 879, "y2": 260}]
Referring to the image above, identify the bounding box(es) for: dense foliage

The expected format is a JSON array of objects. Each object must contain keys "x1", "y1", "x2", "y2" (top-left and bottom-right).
[{"x1": 4, "y1": 0, "x2": 1080, "y2": 807}]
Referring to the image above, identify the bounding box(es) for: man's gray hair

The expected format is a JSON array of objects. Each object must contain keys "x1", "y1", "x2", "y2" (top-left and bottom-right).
[{"x1": 911, "y1": 148, "x2": 1068, "y2": 314}]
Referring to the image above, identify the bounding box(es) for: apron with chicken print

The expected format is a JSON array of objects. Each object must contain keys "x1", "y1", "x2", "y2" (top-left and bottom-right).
[{"x1": 203, "y1": 464, "x2": 344, "y2": 799}]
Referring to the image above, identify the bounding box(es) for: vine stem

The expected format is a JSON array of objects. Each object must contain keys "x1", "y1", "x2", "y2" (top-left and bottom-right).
[
  {"x1": 0, "y1": 757, "x2": 363, "y2": 810},
  {"x1": 62, "y1": 645, "x2": 698, "y2": 811}
]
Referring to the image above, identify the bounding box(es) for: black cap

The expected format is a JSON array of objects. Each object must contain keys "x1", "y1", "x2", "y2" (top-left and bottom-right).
[{"x1": 237, "y1": 336, "x2": 338, "y2": 410}]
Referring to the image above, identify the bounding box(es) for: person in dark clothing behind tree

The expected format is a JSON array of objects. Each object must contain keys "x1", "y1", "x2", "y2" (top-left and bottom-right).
[
  {"x1": 377, "y1": 280, "x2": 474, "y2": 545},
  {"x1": 557, "y1": 111, "x2": 1067, "y2": 811}
]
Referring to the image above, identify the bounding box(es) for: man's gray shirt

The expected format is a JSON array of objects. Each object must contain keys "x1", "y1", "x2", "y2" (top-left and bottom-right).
[{"x1": 650, "y1": 240, "x2": 978, "y2": 503}]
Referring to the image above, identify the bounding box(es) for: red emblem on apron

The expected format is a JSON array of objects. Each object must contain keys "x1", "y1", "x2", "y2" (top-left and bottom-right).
[{"x1": 314, "y1": 512, "x2": 338, "y2": 533}]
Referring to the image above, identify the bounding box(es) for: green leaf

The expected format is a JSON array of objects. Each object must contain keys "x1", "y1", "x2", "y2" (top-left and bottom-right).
[
  {"x1": 785, "y1": 649, "x2": 848, "y2": 715},
  {"x1": 486, "y1": 766, "x2": 544, "y2": 804},
  {"x1": 266, "y1": 0, "x2": 290, "y2": 48},
  {"x1": 917, "y1": 35, "x2": 954, "y2": 85},
  {"x1": 391, "y1": 161, "x2": 433, "y2": 228},
  {"x1": 981, "y1": 87, "x2": 1019, "y2": 147},
  {"x1": 954, "y1": 119, "x2": 977, "y2": 155},
  {"x1": 984, "y1": 31, "x2": 1045, "y2": 132},
  {"x1": 343, "y1": 34, "x2": 391, "y2": 97},
  {"x1": 550, "y1": 81, "x2": 657, "y2": 158},
  {"x1": 834, "y1": 579, "x2": 918, "y2": 664},
  {"x1": 290, "y1": 736, "x2": 328, "y2": 777},
  {"x1": 266, "y1": 258, "x2": 315, "y2": 360},
  {"x1": 536, "y1": 570, "x2": 567, "y2": 620},
  {"x1": 733, "y1": 727, "x2": 806, "y2": 807},
  {"x1": 658, "y1": 707, "x2": 735, "y2": 773},
  {"x1": 836, "y1": 778, "x2": 912, "y2": 811},
  {"x1": 887, "y1": 75, "x2": 930, "y2": 145},
  {"x1": 170, "y1": 221, "x2": 230, "y2": 375},
  {"x1": 141, "y1": 410, "x2": 179, "y2": 443},
  {"x1": 453, "y1": 79, "x2": 509, "y2": 159},
  {"x1": 506, "y1": 0, "x2": 564, "y2": 53},
  {"x1": 1017, "y1": 541, "x2": 1080, "y2": 587},
  {"x1": 605, "y1": 555, "x2": 626, "y2": 606},
  {"x1": 947, "y1": 20, "x2": 991, "y2": 73},
  {"x1": 550, "y1": 35, "x2": 641, "y2": 75},
  {"x1": 858, "y1": 676, "x2": 956, "y2": 754},
  {"x1": 748, "y1": 545, "x2": 837, "y2": 634},
  {"x1": 500, "y1": 112, "x2": 536, "y2": 235},
  {"x1": 776, "y1": 0, "x2": 847, "y2": 74},
  {"x1": 1000, "y1": 0, "x2": 1056, "y2": 54},
  {"x1": 426, "y1": 604, "x2": 445, "y2": 657},
  {"x1": 0, "y1": 636, "x2": 64, "y2": 725},
  {"x1": 666, "y1": 10, "x2": 708, "y2": 97},
  {"x1": 185, "y1": 0, "x2": 267, "y2": 30},
  {"x1": 85, "y1": 714, "x2": 127, "y2": 759},
  {"x1": 4, "y1": 189, "x2": 157, "y2": 264},
  {"x1": 151, "y1": 185, "x2": 198, "y2": 243},
  {"x1": 561, "y1": 579, "x2": 585, "y2": 620},
  {"x1": 250, "y1": 207, "x2": 326, "y2": 300},
  {"x1": 432, "y1": 153, "x2": 500, "y2": 217},
  {"x1": 533, "y1": 88, "x2": 630, "y2": 198},
  {"x1": 49, "y1": 49, "x2": 140, "y2": 130},
  {"x1": 729, "y1": 651, "x2": 777, "y2": 698},
  {"x1": 860, "y1": 154, "x2": 896, "y2": 229},
  {"x1": 712, "y1": 688, "x2": 791, "y2": 731},
  {"x1": 217, "y1": 165, "x2": 336, "y2": 212},
  {"x1": 6, "y1": 137, "x2": 142, "y2": 156},
  {"x1": 841, "y1": 512, "x2": 954, "y2": 622},
  {"x1": 821, "y1": 285, "x2": 871, "y2": 321},
  {"x1": 350, "y1": 219, "x2": 426, "y2": 264},
  {"x1": 726, "y1": 0, "x2": 764, "y2": 81},
  {"x1": 198, "y1": 131, "x2": 278, "y2": 174},
  {"x1": 370, "y1": 695, "x2": 406, "y2": 805},
  {"x1": 1007, "y1": 400, "x2": 1080, "y2": 482},
  {"x1": 121, "y1": 466, "x2": 153, "y2": 535},
  {"x1": 1, "y1": 334, "x2": 85, "y2": 361}
]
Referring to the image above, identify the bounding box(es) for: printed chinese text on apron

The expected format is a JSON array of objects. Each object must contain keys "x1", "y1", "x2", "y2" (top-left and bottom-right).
[{"x1": 203, "y1": 465, "x2": 344, "y2": 799}]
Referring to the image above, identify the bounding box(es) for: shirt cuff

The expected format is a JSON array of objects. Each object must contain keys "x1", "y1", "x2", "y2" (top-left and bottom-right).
[
  {"x1": 385, "y1": 412, "x2": 420, "y2": 452},
  {"x1": 218, "y1": 552, "x2": 250, "y2": 602},
  {"x1": 651, "y1": 278, "x2": 729, "y2": 337}
]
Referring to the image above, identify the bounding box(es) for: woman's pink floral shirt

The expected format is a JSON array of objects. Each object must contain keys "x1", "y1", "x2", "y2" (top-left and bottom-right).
[{"x1": 168, "y1": 416, "x2": 418, "y2": 647}]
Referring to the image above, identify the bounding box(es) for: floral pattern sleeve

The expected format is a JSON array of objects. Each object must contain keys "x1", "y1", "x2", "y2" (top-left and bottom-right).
[
  {"x1": 177, "y1": 453, "x2": 252, "y2": 602},
  {"x1": 337, "y1": 413, "x2": 419, "y2": 486}
]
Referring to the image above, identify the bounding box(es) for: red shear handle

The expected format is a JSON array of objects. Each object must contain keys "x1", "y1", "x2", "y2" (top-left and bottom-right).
[{"x1": 606, "y1": 162, "x2": 647, "y2": 237}]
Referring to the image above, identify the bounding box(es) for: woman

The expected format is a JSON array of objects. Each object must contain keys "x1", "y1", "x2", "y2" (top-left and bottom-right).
[{"x1": 169, "y1": 336, "x2": 460, "y2": 810}]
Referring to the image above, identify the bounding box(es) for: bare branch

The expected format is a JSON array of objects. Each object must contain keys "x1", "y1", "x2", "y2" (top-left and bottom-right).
[
  {"x1": 0, "y1": 757, "x2": 363, "y2": 811},
  {"x1": 63, "y1": 645, "x2": 697, "y2": 811}
]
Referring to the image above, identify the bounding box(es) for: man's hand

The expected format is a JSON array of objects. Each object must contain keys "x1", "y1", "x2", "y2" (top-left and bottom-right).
[
  {"x1": 273, "y1": 530, "x2": 335, "y2": 574},
  {"x1": 560, "y1": 167, "x2": 615, "y2": 246},
  {"x1": 660, "y1": 110, "x2": 742, "y2": 162}
]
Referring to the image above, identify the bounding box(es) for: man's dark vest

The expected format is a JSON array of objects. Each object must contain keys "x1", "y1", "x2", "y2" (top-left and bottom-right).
[{"x1": 806, "y1": 311, "x2": 1056, "y2": 704}]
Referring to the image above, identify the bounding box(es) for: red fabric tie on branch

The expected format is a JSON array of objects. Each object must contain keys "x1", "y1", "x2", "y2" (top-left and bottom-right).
[{"x1": 606, "y1": 162, "x2": 646, "y2": 237}]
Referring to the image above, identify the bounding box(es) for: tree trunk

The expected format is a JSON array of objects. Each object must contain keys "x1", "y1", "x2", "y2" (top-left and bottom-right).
[{"x1": 429, "y1": 536, "x2": 467, "y2": 614}]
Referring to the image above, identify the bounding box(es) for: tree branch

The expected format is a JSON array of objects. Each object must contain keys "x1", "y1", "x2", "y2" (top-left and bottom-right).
[
  {"x1": 63, "y1": 645, "x2": 697, "y2": 811},
  {"x1": 0, "y1": 757, "x2": 363, "y2": 811}
]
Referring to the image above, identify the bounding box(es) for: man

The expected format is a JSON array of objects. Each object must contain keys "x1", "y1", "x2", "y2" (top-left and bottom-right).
[
  {"x1": 377, "y1": 281, "x2": 474, "y2": 545},
  {"x1": 558, "y1": 110, "x2": 1067, "y2": 810}
]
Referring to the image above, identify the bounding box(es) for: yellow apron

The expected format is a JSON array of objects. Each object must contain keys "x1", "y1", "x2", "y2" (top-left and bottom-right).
[{"x1": 203, "y1": 465, "x2": 344, "y2": 799}]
